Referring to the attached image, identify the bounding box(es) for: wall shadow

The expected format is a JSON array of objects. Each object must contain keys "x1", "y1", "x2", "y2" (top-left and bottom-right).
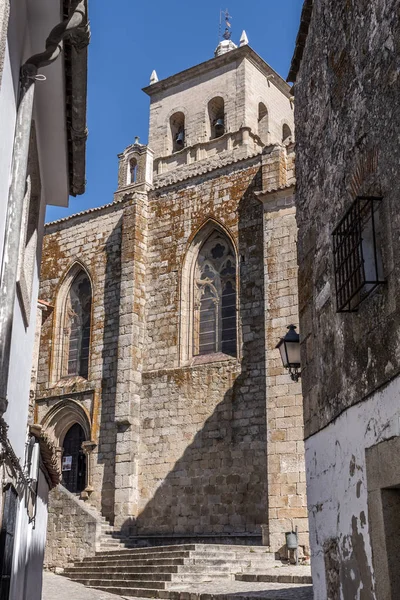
[
  {"x1": 96, "y1": 218, "x2": 123, "y2": 523},
  {"x1": 120, "y1": 168, "x2": 268, "y2": 540}
]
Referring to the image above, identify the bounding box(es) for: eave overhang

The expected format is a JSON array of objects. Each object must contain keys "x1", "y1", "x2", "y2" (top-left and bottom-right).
[
  {"x1": 287, "y1": 0, "x2": 313, "y2": 83},
  {"x1": 63, "y1": 0, "x2": 89, "y2": 197}
]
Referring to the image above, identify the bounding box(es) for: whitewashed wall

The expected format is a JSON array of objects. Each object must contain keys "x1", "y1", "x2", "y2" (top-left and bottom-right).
[{"x1": 305, "y1": 376, "x2": 400, "y2": 599}]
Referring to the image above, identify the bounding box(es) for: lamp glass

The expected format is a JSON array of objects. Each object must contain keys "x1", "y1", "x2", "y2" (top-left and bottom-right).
[{"x1": 285, "y1": 341, "x2": 301, "y2": 368}]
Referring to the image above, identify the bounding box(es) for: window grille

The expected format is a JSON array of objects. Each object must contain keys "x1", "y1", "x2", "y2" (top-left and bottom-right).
[{"x1": 332, "y1": 196, "x2": 384, "y2": 312}]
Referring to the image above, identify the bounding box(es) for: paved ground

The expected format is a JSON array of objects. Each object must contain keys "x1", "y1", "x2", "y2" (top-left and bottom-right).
[
  {"x1": 42, "y1": 572, "x2": 313, "y2": 600},
  {"x1": 42, "y1": 572, "x2": 127, "y2": 600}
]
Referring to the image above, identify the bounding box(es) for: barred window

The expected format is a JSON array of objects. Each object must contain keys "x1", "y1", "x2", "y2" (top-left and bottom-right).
[
  {"x1": 63, "y1": 271, "x2": 92, "y2": 378},
  {"x1": 194, "y1": 232, "x2": 237, "y2": 357},
  {"x1": 332, "y1": 196, "x2": 384, "y2": 312}
]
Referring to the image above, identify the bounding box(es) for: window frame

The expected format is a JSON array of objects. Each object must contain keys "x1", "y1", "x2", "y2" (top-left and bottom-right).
[
  {"x1": 179, "y1": 221, "x2": 240, "y2": 365},
  {"x1": 332, "y1": 196, "x2": 385, "y2": 312},
  {"x1": 50, "y1": 263, "x2": 93, "y2": 383}
]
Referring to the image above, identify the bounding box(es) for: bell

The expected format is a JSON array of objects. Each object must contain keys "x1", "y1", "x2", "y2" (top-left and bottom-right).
[
  {"x1": 215, "y1": 118, "x2": 225, "y2": 134},
  {"x1": 176, "y1": 130, "x2": 185, "y2": 146}
]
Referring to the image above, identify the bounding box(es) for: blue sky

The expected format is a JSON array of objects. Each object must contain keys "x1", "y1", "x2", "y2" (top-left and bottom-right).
[{"x1": 46, "y1": 1, "x2": 303, "y2": 223}]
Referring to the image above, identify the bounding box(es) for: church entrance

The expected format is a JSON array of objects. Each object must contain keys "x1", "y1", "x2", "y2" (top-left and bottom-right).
[{"x1": 62, "y1": 423, "x2": 86, "y2": 494}]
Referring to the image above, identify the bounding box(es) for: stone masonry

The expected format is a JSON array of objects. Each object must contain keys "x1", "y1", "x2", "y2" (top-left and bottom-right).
[{"x1": 35, "y1": 40, "x2": 308, "y2": 560}]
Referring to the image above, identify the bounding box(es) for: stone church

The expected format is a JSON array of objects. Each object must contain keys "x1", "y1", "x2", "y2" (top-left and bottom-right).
[{"x1": 34, "y1": 33, "x2": 308, "y2": 558}]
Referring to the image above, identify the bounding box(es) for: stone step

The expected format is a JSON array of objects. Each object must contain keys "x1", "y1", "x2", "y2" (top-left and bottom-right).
[
  {"x1": 236, "y1": 571, "x2": 312, "y2": 585},
  {"x1": 94, "y1": 543, "x2": 269, "y2": 556},
  {"x1": 68, "y1": 573, "x2": 174, "y2": 582},
  {"x1": 119, "y1": 535, "x2": 262, "y2": 548},
  {"x1": 66, "y1": 578, "x2": 168, "y2": 590},
  {"x1": 88, "y1": 587, "x2": 167, "y2": 598},
  {"x1": 92, "y1": 548, "x2": 274, "y2": 560},
  {"x1": 79, "y1": 557, "x2": 274, "y2": 569},
  {"x1": 65, "y1": 564, "x2": 234, "y2": 575},
  {"x1": 67, "y1": 572, "x2": 228, "y2": 583}
]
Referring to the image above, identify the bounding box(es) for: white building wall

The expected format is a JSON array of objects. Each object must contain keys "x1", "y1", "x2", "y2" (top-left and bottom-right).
[
  {"x1": 23, "y1": 470, "x2": 50, "y2": 600},
  {"x1": 0, "y1": 1, "x2": 75, "y2": 598},
  {"x1": 9, "y1": 469, "x2": 49, "y2": 600},
  {"x1": 305, "y1": 376, "x2": 400, "y2": 600}
]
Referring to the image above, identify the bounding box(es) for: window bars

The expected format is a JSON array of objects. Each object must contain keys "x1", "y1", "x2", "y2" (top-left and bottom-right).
[{"x1": 332, "y1": 196, "x2": 384, "y2": 312}]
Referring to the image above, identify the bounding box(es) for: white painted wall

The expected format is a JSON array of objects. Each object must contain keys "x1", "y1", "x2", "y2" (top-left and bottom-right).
[
  {"x1": 9, "y1": 469, "x2": 50, "y2": 600},
  {"x1": 0, "y1": 0, "x2": 68, "y2": 457},
  {"x1": 305, "y1": 376, "x2": 400, "y2": 599},
  {"x1": 0, "y1": 1, "x2": 72, "y2": 598}
]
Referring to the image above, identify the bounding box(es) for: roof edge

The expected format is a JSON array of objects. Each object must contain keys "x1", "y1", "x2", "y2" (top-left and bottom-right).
[
  {"x1": 287, "y1": 0, "x2": 313, "y2": 83},
  {"x1": 63, "y1": 0, "x2": 90, "y2": 197},
  {"x1": 143, "y1": 45, "x2": 292, "y2": 99}
]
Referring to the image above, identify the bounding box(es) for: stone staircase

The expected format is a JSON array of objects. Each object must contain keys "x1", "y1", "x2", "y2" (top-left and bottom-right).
[{"x1": 63, "y1": 543, "x2": 278, "y2": 598}]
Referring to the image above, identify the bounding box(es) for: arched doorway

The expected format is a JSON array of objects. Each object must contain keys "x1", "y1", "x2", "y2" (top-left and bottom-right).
[{"x1": 62, "y1": 423, "x2": 86, "y2": 493}]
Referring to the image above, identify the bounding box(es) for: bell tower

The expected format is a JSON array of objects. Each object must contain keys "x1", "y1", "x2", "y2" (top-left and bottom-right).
[{"x1": 142, "y1": 31, "x2": 294, "y2": 177}]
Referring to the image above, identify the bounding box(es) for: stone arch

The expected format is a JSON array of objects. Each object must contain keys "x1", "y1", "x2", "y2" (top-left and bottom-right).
[
  {"x1": 179, "y1": 218, "x2": 239, "y2": 364},
  {"x1": 41, "y1": 398, "x2": 91, "y2": 449},
  {"x1": 170, "y1": 111, "x2": 185, "y2": 153},
  {"x1": 128, "y1": 156, "x2": 138, "y2": 184},
  {"x1": 207, "y1": 96, "x2": 226, "y2": 139},
  {"x1": 258, "y1": 102, "x2": 269, "y2": 144},
  {"x1": 282, "y1": 122, "x2": 293, "y2": 144},
  {"x1": 165, "y1": 106, "x2": 188, "y2": 155},
  {"x1": 50, "y1": 261, "x2": 93, "y2": 383}
]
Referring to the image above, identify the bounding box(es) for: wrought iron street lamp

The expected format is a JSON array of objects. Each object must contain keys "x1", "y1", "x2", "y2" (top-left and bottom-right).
[{"x1": 276, "y1": 324, "x2": 301, "y2": 382}]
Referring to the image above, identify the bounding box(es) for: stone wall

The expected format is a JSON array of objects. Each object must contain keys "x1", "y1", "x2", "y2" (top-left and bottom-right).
[
  {"x1": 262, "y1": 193, "x2": 307, "y2": 556},
  {"x1": 136, "y1": 157, "x2": 268, "y2": 536},
  {"x1": 44, "y1": 485, "x2": 102, "y2": 569},
  {"x1": 146, "y1": 46, "x2": 294, "y2": 166},
  {"x1": 294, "y1": 0, "x2": 400, "y2": 439},
  {"x1": 36, "y1": 144, "x2": 307, "y2": 549},
  {"x1": 36, "y1": 201, "x2": 127, "y2": 522},
  {"x1": 292, "y1": 0, "x2": 400, "y2": 595}
]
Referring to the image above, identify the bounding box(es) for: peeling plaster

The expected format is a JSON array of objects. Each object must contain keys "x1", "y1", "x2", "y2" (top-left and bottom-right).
[{"x1": 306, "y1": 377, "x2": 400, "y2": 599}]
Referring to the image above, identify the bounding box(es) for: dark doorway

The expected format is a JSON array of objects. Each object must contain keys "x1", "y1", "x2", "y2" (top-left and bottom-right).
[
  {"x1": 0, "y1": 486, "x2": 18, "y2": 600},
  {"x1": 62, "y1": 423, "x2": 86, "y2": 493}
]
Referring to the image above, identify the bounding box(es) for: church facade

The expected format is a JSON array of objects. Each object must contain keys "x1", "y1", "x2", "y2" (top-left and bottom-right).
[{"x1": 34, "y1": 36, "x2": 308, "y2": 556}]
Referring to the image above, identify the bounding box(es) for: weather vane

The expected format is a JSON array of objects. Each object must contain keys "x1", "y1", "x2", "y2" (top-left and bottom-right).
[{"x1": 219, "y1": 8, "x2": 232, "y2": 41}]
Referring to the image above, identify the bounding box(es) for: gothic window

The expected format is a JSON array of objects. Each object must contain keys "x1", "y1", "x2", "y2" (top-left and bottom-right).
[
  {"x1": 282, "y1": 123, "x2": 292, "y2": 143},
  {"x1": 208, "y1": 97, "x2": 225, "y2": 139},
  {"x1": 63, "y1": 271, "x2": 92, "y2": 379},
  {"x1": 193, "y1": 232, "x2": 237, "y2": 357},
  {"x1": 258, "y1": 103, "x2": 269, "y2": 144},
  {"x1": 170, "y1": 111, "x2": 185, "y2": 153},
  {"x1": 129, "y1": 158, "x2": 138, "y2": 184}
]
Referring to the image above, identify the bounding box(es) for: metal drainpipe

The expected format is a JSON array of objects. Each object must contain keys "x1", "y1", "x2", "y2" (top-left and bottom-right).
[{"x1": 0, "y1": 0, "x2": 87, "y2": 416}]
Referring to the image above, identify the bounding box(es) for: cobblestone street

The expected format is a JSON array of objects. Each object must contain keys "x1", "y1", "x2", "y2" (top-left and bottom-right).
[{"x1": 42, "y1": 572, "x2": 313, "y2": 600}]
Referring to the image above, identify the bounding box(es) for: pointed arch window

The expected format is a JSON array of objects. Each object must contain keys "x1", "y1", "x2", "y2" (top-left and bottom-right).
[
  {"x1": 193, "y1": 231, "x2": 237, "y2": 357},
  {"x1": 62, "y1": 271, "x2": 92, "y2": 379}
]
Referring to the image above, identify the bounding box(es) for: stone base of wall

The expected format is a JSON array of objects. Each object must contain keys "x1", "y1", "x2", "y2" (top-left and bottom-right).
[{"x1": 44, "y1": 485, "x2": 104, "y2": 570}]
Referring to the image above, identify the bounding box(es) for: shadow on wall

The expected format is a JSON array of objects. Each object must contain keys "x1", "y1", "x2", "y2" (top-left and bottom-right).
[
  {"x1": 12, "y1": 482, "x2": 48, "y2": 600},
  {"x1": 96, "y1": 218, "x2": 123, "y2": 524},
  {"x1": 121, "y1": 168, "x2": 268, "y2": 538}
]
